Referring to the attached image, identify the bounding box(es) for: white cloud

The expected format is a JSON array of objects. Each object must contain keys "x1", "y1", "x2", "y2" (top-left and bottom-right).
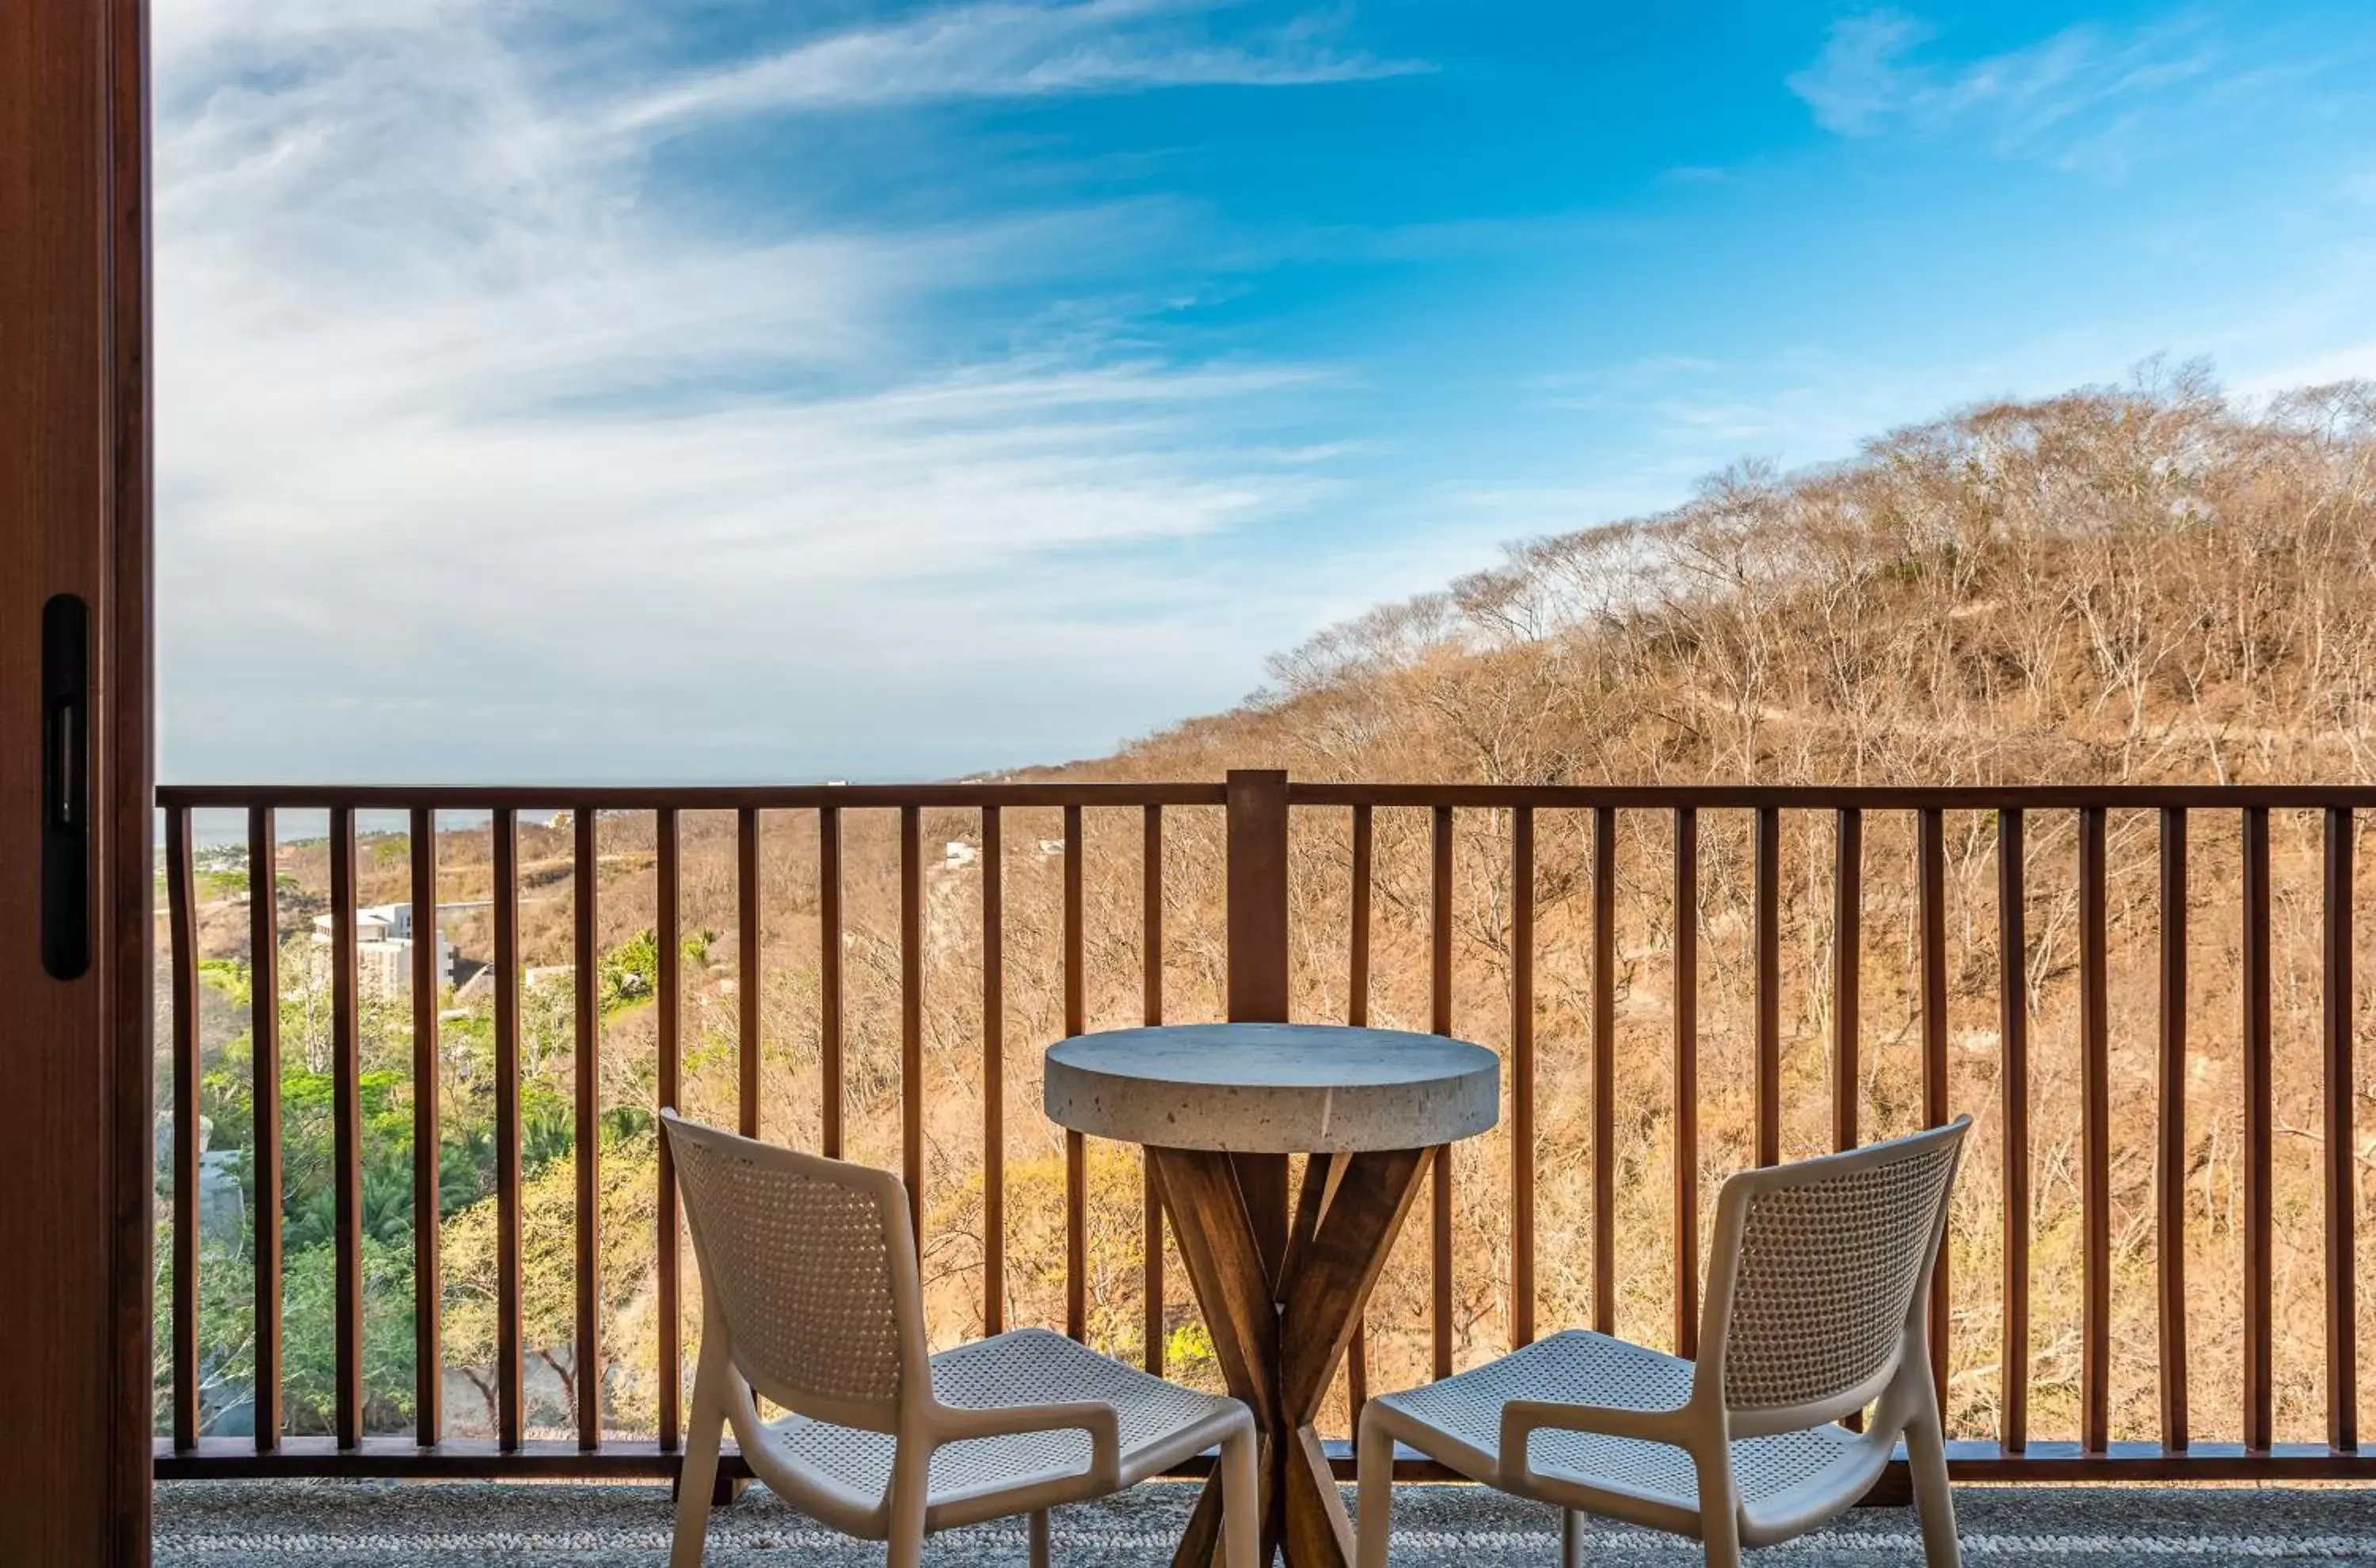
[
  {"x1": 152, "y1": 0, "x2": 1408, "y2": 780},
  {"x1": 612, "y1": 0, "x2": 1428, "y2": 134},
  {"x1": 1787, "y1": 8, "x2": 2219, "y2": 175}
]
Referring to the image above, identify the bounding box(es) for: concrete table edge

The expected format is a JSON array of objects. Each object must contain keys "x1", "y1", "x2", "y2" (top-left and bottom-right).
[{"x1": 1043, "y1": 1022, "x2": 1500, "y2": 1154}]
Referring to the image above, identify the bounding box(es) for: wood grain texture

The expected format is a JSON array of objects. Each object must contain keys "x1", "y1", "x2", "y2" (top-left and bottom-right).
[
  {"x1": 819, "y1": 806, "x2": 843, "y2": 1158},
  {"x1": 1672, "y1": 806, "x2": 1698, "y2": 1359},
  {"x1": 982, "y1": 805, "x2": 1005, "y2": 1336},
  {"x1": 2078, "y1": 806, "x2": 2111, "y2": 1453},
  {"x1": 1064, "y1": 803, "x2": 1084, "y2": 1339},
  {"x1": 2001, "y1": 808, "x2": 2031, "y2": 1455},
  {"x1": 2243, "y1": 806, "x2": 2273, "y2": 1453},
  {"x1": 250, "y1": 808, "x2": 283, "y2": 1454},
  {"x1": 0, "y1": 0, "x2": 153, "y2": 1551},
  {"x1": 573, "y1": 809, "x2": 601, "y2": 1451},
  {"x1": 1592, "y1": 806, "x2": 1616, "y2": 1335},
  {"x1": 1509, "y1": 807, "x2": 1535, "y2": 1348},
  {"x1": 2323, "y1": 809, "x2": 2357, "y2": 1454},
  {"x1": 1753, "y1": 805, "x2": 1780, "y2": 1167},
  {"x1": 2155, "y1": 808, "x2": 2188, "y2": 1454},
  {"x1": 330, "y1": 809, "x2": 364, "y2": 1449},
  {"x1": 737, "y1": 809, "x2": 760, "y2": 1138},
  {"x1": 1155, "y1": 1142, "x2": 1433, "y2": 1568},
  {"x1": 902, "y1": 805, "x2": 925, "y2": 1251},
  {"x1": 493, "y1": 810, "x2": 524, "y2": 1451},
  {"x1": 1144, "y1": 805, "x2": 1166, "y2": 1375},
  {"x1": 1918, "y1": 805, "x2": 1950, "y2": 1415},
  {"x1": 411, "y1": 810, "x2": 441, "y2": 1445},
  {"x1": 1430, "y1": 805, "x2": 1454, "y2": 1381},
  {"x1": 655, "y1": 809, "x2": 681, "y2": 1453},
  {"x1": 167, "y1": 809, "x2": 198, "y2": 1452}
]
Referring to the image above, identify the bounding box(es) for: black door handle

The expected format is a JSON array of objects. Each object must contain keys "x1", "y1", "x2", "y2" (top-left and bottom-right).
[{"x1": 42, "y1": 593, "x2": 90, "y2": 979}]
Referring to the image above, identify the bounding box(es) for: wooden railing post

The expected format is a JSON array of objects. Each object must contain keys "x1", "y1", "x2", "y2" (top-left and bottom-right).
[
  {"x1": 1224, "y1": 769, "x2": 1292, "y2": 1279},
  {"x1": 1225, "y1": 768, "x2": 1290, "y2": 1025}
]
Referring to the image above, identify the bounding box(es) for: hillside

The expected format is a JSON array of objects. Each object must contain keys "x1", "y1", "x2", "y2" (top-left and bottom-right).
[{"x1": 1091, "y1": 364, "x2": 2376, "y2": 790}]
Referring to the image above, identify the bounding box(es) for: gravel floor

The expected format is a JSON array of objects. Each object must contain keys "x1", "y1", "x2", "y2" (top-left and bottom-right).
[{"x1": 154, "y1": 1479, "x2": 2376, "y2": 1566}]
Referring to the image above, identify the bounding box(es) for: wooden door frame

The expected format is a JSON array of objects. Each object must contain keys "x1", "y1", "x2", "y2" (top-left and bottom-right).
[{"x1": 0, "y1": 0, "x2": 154, "y2": 1562}]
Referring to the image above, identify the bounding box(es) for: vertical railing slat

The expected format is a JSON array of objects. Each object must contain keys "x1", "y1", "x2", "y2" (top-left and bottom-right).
[
  {"x1": 1510, "y1": 806, "x2": 1536, "y2": 1349},
  {"x1": 1917, "y1": 805, "x2": 1949, "y2": 1417},
  {"x1": 330, "y1": 805, "x2": 363, "y2": 1451},
  {"x1": 1673, "y1": 805, "x2": 1699, "y2": 1360},
  {"x1": 167, "y1": 805, "x2": 199, "y2": 1453},
  {"x1": 982, "y1": 805, "x2": 1006, "y2": 1337},
  {"x1": 2155, "y1": 808, "x2": 2190, "y2": 1453},
  {"x1": 493, "y1": 808, "x2": 524, "y2": 1452},
  {"x1": 1833, "y1": 806, "x2": 1864, "y2": 1433},
  {"x1": 737, "y1": 808, "x2": 760, "y2": 1138},
  {"x1": 1347, "y1": 804, "x2": 1373, "y2": 1421},
  {"x1": 1143, "y1": 805, "x2": 1165, "y2": 1376},
  {"x1": 573, "y1": 808, "x2": 602, "y2": 1452},
  {"x1": 2325, "y1": 807, "x2": 2359, "y2": 1454},
  {"x1": 1064, "y1": 804, "x2": 1086, "y2": 1341},
  {"x1": 2244, "y1": 805, "x2": 2274, "y2": 1453},
  {"x1": 1430, "y1": 803, "x2": 1455, "y2": 1380},
  {"x1": 2000, "y1": 808, "x2": 2030, "y2": 1455},
  {"x1": 2079, "y1": 805, "x2": 2111, "y2": 1455},
  {"x1": 1754, "y1": 805, "x2": 1780, "y2": 1168},
  {"x1": 820, "y1": 806, "x2": 843, "y2": 1159},
  {"x1": 1592, "y1": 806, "x2": 1616, "y2": 1336},
  {"x1": 1832, "y1": 807, "x2": 1861, "y2": 1154},
  {"x1": 410, "y1": 809, "x2": 441, "y2": 1446},
  {"x1": 902, "y1": 805, "x2": 926, "y2": 1254},
  {"x1": 249, "y1": 805, "x2": 283, "y2": 1454},
  {"x1": 1350, "y1": 805, "x2": 1373, "y2": 1029},
  {"x1": 656, "y1": 807, "x2": 681, "y2": 1454}
]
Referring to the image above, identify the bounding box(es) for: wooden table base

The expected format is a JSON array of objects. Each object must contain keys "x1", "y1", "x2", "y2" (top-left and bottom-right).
[{"x1": 1148, "y1": 1145, "x2": 1434, "y2": 1568}]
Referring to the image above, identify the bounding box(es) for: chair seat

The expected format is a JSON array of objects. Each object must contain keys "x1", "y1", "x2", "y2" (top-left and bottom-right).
[
  {"x1": 1374, "y1": 1330, "x2": 1862, "y2": 1522},
  {"x1": 748, "y1": 1328, "x2": 1242, "y2": 1526}
]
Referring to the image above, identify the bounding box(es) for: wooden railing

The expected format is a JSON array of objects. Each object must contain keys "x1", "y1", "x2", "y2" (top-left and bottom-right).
[{"x1": 154, "y1": 774, "x2": 2376, "y2": 1484}]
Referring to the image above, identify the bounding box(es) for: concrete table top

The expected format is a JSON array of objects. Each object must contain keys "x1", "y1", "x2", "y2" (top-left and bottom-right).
[{"x1": 1043, "y1": 1022, "x2": 1499, "y2": 1153}]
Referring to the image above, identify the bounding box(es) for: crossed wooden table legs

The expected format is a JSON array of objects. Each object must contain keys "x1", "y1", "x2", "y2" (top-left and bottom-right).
[{"x1": 1146, "y1": 1144, "x2": 1435, "y2": 1568}]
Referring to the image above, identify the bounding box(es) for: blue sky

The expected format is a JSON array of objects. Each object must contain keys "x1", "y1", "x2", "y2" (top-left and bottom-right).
[{"x1": 154, "y1": 1, "x2": 2376, "y2": 782}]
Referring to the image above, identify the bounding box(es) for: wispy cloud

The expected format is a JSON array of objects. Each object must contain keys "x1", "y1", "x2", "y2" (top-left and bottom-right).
[
  {"x1": 611, "y1": 0, "x2": 1430, "y2": 134},
  {"x1": 153, "y1": 0, "x2": 1409, "y2": 779},
  {"x1": 1787, "y1": 8, "x2": 2220, "y2": 177}
]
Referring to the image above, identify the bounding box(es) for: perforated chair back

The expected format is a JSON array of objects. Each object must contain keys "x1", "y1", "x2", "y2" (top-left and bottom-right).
[
  {"x1": 1697, "y1": 1119, "x2": 1969, "y2": 1424},
  {"x1": 662, "y1": 1109, "x2": 927, "y2": 1431}
]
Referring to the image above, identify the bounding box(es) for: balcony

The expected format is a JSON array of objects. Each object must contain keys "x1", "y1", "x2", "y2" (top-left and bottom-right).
[{"x1": 150, "y1": 773, "x2": 2376, "y2": 1550}]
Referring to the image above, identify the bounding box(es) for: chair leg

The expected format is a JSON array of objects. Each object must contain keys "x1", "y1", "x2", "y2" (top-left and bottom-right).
[
  {"x1": 1906, "y1": 1383, "x2": 1962, "y2": 1568},
  {"x1": 1698, "y1": 1503, "x2": 1742, "y2": 1568},
  {"x1": 1559, "y1": 1509, "x2": 1584, "y2": 1568},
  {"x1": 1220, "y1": 1421, "x2": 1260, "y2": 1568},
  {"x1": 671, "y1": 1351, "x2": 726, "y2": 1568},
  {"x1": 886, "y1": 1444, "x2": 931, "y2": 1568},
  {"x1": 1030, "y1": 1508, "x2": 1051, "y2": 1568},
  {"x1": 1694, "y1": 1441, "x2": 1742, "y2": 1568},
  {"x1": 1354, "y1": 1408, "x2": 1392, "y2": 1568}
]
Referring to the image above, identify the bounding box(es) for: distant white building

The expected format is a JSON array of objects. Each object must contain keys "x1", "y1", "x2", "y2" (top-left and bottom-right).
[
  {"x1": 311, "y1": 901, "x2": 455, "y2": 999},
  {"x1": 944, "y1": 840, "x2": 977, "y2": 868}
]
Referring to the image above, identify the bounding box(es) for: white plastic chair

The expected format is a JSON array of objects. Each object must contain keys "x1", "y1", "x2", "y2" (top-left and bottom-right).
[
  {"x1": 1357, "y1": 1118, "x2": 1970, "y2": 1568},
  {"x1": 662, "y1": 1110, "x2": 1259, "y2": 1568}
]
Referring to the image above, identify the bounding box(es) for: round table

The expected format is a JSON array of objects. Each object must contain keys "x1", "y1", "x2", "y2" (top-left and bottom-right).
[{"x1": 1045, "y1": 1023, "x2": 1499, "y2": 1568}]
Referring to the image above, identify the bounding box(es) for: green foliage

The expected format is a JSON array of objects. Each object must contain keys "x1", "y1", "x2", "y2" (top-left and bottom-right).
[
  {"x1": 598, "y1": 929, "x2": 658, "y2": 1013},
  {"x1": 197, "y1": 957, "x2": 251, "y2": 1007},
  {"x1": 280, "y1": 1234, "x2": 417, "y2": 1435},
  {"x1": 152, "y1": 1231, "x2": 257, "y2": 1438}
]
